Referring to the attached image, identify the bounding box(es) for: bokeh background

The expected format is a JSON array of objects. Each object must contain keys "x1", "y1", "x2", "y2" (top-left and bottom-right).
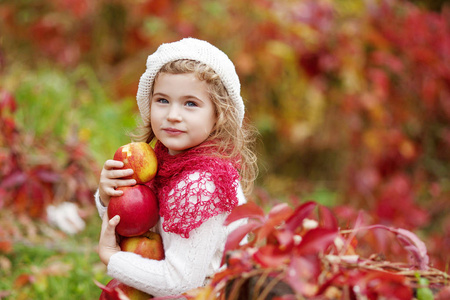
[{"x1": 1, "y1": 0, "x2": 449, "y2": 298}]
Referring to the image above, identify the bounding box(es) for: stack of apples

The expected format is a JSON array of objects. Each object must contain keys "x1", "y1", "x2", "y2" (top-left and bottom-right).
[{"x1": 99, "y1": 142, "x2": 163, "y2": 300}]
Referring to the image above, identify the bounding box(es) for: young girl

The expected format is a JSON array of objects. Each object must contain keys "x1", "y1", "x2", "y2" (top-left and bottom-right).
[{"x1": 95, "y1": 38, "x2": 258, "y2": 298}]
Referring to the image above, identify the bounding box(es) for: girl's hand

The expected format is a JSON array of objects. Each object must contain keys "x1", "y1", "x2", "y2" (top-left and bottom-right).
[
  {"x1": 98, "y1": 213, "x2": 121, "y2": 265},
  {"x1": 98, "y1": 159, "x2": 136, "y2": 206}
]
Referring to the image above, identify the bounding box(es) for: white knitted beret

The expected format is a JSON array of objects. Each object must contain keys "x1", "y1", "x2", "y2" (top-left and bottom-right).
[{"x1": 136, "y1": 38, "x2": 245, "y2": 126}]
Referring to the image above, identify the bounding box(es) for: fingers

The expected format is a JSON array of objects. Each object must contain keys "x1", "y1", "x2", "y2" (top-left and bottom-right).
[
  {"x1": 109, "y1": 168, "x2": 135, "y2": 179},
  {"x1": 108, "y1": 187, "x2": 125, "y2": 197},
  {"x1": 103, "y1": 159, "x2": 124, "y2": 170},
  {"x1": 110, "y1": 174, "x2": 136, "y2": 187},
  {"x1": 99, "y1": 160, "x2": 136, "y2": 198},
  {"x1": 101, "y1": 161, "x2": 135, "y2": 182},
  {"x1": 104, "y1": 178, "x2": 137, "y2": 195},
  {"x1": 99, "y1": 214, "x2": 121, "y2": 265},
  {"x1": 103, "y1": 160, "x2": 135, "y2": 178}
]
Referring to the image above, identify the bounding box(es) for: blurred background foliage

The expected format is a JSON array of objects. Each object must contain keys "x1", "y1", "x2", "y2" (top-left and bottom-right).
[{"x1": 1, "y1": 0, "x2": 450, "y2": 298}]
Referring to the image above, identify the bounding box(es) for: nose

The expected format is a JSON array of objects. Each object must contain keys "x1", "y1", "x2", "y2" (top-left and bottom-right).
[{"x1": 167, "y1": 104, "x2": 182, "y2": 122}]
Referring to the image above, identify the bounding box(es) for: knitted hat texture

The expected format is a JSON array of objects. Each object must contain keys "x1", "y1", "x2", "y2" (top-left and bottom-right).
[{"x1": 136, "y1": 38, "x2": 245, "y2": 126}]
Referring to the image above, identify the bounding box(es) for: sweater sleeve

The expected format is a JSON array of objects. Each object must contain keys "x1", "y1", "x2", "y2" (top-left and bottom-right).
[
  {"x1": 94, "y1": 189, "x2": 107, "y2": 218},
  {"x1": 107, "y1": 213, "x2": 228, "y2": 297}
]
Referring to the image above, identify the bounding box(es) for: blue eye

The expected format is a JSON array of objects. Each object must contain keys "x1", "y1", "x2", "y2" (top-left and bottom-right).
[
  {"x1": 157, "y1": 98, "x2": 169, "y2": 104},
  {"x1": 186, "y1": 101, "x2": 197, "y2": 107}
]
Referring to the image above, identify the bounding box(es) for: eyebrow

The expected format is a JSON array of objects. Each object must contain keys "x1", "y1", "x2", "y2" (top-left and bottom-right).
[
  {"x1": 152, "y1": 92, "x2": 205, "y2": 103},
  {"x1": 152, "y1": 92, "x2": 168, "y2": 98}
]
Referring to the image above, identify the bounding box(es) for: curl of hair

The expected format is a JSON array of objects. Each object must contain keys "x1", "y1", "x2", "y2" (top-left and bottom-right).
[{"x1": 130, "y1": 59, "x2": 258, "y2": 196}]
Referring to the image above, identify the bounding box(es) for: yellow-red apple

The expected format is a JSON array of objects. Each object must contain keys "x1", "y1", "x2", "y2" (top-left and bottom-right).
[
  {"x1": 120, "y1": 231, "x2": 165, "y2": 261},
  {"x1": 99, "y1": 278, "x2": 152, "y2": 300},
  {"x1": 108, "y1": 185, "x2": 159, "y2": 237},
  {"x1": 114, "y1": 142, "x2": 158, "y2": 184}
]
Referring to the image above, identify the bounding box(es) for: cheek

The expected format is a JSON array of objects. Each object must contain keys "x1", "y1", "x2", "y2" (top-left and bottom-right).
[
  {"x1": 204, "y1": 118, "x2": 216, "y2": 137},
  {"x1": 149, "y1": 104, "x2": 159, "y2": 124},
  {"x1": 150, "y1": 110, "x2": 159, "y2": 130},
  {"x1": 209, "y1": 111, "x2": 218, "y2": 130}
]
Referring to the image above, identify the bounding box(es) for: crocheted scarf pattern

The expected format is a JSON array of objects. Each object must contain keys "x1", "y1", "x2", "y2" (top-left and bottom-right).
[{"x1": 152, "y1": 142, "x2": 240, "y2": 238}]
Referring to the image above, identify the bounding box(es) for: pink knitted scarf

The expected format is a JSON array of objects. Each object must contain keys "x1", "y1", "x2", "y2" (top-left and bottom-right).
[{"x1": 152, "y1": 142, "x2": 240, "y2": 238}]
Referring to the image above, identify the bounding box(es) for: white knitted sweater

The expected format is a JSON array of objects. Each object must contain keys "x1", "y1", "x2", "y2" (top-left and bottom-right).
[{"x1": 95, "y1": 175, "x2": 246, "y2": 298}]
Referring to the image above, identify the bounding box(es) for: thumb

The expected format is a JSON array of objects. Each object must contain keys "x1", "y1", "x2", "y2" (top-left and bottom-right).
[
  {"x1": 101, "y1": 213, "x2": 120, "y2": 235},
  {"x1": 109, "y1": 215, "x2": 121, "y2": 227},
  {"x1": 99, "y1": 214, "x2": 122, "y2": 265}
]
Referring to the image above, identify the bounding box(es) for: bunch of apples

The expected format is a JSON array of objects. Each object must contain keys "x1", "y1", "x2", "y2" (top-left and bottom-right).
[{"x1": 99, "y1": 142, "x2": 164, "y2": 300}]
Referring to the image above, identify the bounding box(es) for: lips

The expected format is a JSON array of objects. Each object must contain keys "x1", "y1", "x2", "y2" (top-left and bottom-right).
[{"x1": 162, "y1": 127, "x2": 184, "y2": 135}]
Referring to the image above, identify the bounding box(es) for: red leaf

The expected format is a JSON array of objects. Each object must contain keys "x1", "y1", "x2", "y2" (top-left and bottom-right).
[
  {"x1": 253, "y1": 244, "x2": 291, "y2": 268},
  {"x1": 57, "y1": 0, "x2": 90, "y2": 19},
  {"x1": 0, "y1": 117, "x2": 17, "y2": 142},
  {"x1": 271, "y1": 229, "x2": 295, "y2": 248},
  {"x1": 285, "y1": 201, "x2": 317, "y2": 232},
  {"x1": 14, "y1": 273, "x2": 35, "y2": 288},
  {"x1": 35, "y1": 168, "x2": 60, "y2": 183},
  {"x1": 0, "y1": 90, "x2": 16, "y2": 113},
  {"x1": 94, "y1": 280, "x2": 129, "y2": 300},
  {"x1": 28, "y1": 180, "x2": 45, "y2": 218},
  {"x1": 328, "y1": 269, "x2": 412, "y2": 299},
  {"x1": 315, "y1": 272, "x2": 342, "y2": 296},
  {"x1": 356, "y1": 270, "x2": 412, "y2": 299},
  {"x1": 268, "y1": 202, "x2": 294, "y2": 219},
  {"x1": 339, "y1": 210, "x2": 365, "y2": 255},
  {"x1": 285, "y1": 255, "x2": 321, "y2": 296},
  {"x1": 295, "y1": 228, "x2": 337, "y2": 255},
  {"x1": 140, "y1": 0, "x2": 172, "y2": 17},
  {"x1": 0, "y1": 240, "x2": 13, "y2": 253},
  {"x1": 395, "y1": 228, "x2": 429, "y2": 270},
  {"x1": 14, "y1": 185, "x2": 29, "y2": 214},
  {"x1": 224, "y1": 202, "x2": 265, "y2": 226},
  {"x1": 256, "y1": 203, "x2": 293, "y2": 243},
  {"x1": 1, "y1": 171, "x2": 27, "y2": 189},
  {"x1": 221, "y1": 221, "x2": 260, "y2": 265},
  {"x1": 220, "y1": 249, "x2": 254, "y2": 275},
  {"x1": 359, "y1": 225, "x2": 429, "y2": 270},
  {"x1": 318, "y1": 205, "x2": 338, "y2": 230}
]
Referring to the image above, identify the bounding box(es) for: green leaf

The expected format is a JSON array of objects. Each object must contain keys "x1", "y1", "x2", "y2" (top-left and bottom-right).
[{"x1": 416, "y1": 274, "x2": 434, "y2": 300}]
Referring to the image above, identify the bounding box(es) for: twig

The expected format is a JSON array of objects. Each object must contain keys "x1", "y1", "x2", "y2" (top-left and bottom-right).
[{"x1": 257, "y1": 271, "x2": 287, "y2": 300}]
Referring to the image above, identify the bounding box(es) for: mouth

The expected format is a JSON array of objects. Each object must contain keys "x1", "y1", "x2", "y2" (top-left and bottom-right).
[{"x1": 162, "y1": 128, "x2": 185, "y2": 135}]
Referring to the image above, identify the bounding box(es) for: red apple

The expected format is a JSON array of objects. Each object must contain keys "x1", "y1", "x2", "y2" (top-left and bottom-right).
[
  {"x1": 108, "y1": 185, "x2": 159, "y2": 237},
  {"x1": 99, "y1": 278, "x2": 152, "y2": 300},
  {"x1": 113, "y1": 142, "x2": 158, "y2": 184},
  {"x1": 120, "y1": 231, "x2": 165, "y2": 261}
]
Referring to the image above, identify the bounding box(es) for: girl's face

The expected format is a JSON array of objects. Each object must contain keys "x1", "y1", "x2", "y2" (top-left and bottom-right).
[{"x1": 150, "y1": 73, "x2": 217, "y2": 155}]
